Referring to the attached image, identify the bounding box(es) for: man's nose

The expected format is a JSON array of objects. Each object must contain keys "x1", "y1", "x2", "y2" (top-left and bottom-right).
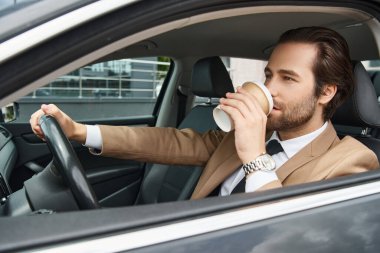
[{"x1": 265, "y1": 79, "x2": 278, "y2": 97}]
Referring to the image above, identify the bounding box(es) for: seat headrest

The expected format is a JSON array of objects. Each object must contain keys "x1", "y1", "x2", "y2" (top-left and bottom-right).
[
  {"x1": 372, "y1": 72, "x2": 380, "y2": 96},
  {"x1": 332, "y1": 61, "x2": 380, "y2": 128},
  {"x1": 191, "y1": 56, "x2": 234, "y2": 98}
]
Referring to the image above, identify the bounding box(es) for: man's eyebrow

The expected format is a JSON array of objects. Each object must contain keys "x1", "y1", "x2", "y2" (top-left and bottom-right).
[
  {"x1": 278, "y1": 69, "x2": 300, "y2": 77},
  {"x1": 264, "y1": 67, "x2": 300, "y2": 78}
]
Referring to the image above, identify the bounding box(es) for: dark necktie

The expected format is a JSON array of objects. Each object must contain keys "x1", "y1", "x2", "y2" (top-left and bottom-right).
[{"x1": 231, "y1": 139, "x2": 284, "y2": 194}]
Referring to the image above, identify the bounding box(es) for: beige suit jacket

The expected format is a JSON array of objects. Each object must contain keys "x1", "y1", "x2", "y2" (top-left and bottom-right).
[{"x1": 97, "y1": 122, "x2": 379, "y2": 199}]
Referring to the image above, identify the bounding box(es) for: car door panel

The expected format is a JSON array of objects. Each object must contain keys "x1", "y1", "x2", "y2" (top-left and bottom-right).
[{"x1": 87, "y1": 162, "x2": 143, "y2": 207}]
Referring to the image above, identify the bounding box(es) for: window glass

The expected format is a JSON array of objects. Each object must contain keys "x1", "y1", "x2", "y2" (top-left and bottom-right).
[
  {"x1": 194, "y1": 57, "x2": 267, "y2": 104},
  {"x1": 364, "y1": 60, "x2": 380, "y2": 68},
  {"x1": 226, "y1": 57, "x2": 267, "y2": 87},
  {"x1": 14, "y1": 57, "x2": 171, "y2": 122}
]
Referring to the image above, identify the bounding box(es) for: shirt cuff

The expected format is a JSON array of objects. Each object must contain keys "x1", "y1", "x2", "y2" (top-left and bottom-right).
[
  {"x1": 245, "y1": 171, "x2": 279, "y2": 192},
  {"x1": 84, "y1": 125, "x2": 103, "y2": 154}
]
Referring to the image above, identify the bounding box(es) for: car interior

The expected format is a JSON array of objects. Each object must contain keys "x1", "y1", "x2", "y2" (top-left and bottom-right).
[
  {"x1": 1, "y1": 4, "x2": 380, "y2": 215},
  {"x1": 3, "y1": 1, "x2": 380, "y2": 252},
  {"x1": 332, "y1": 61, "x2": 380, "y2": 158},
  {"x1": 136, "y1": 56, "x2": 234, "y2": 204}
]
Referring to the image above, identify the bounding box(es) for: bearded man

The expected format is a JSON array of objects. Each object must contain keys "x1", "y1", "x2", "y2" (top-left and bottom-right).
[{"x1": 30, "y1": 27, "x2": 379, "y2": 199}]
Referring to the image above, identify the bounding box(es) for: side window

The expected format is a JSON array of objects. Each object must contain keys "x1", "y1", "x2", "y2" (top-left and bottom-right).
[
  {"x1": 226, "y1": 57, "x2": 267, "y2": 87},
  {"x1": 14, "y1": 57, "x2": 171, "y2": 123}
]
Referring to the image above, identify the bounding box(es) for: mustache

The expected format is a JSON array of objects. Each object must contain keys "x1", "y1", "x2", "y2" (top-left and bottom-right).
[{"x1": 273, "y1": 100, "x2": 284, "y2": 109}]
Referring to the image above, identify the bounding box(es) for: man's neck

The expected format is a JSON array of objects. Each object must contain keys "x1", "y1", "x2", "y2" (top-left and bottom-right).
[{"x1": 277, "y1": 119, "x2": 326, "y2": 141}]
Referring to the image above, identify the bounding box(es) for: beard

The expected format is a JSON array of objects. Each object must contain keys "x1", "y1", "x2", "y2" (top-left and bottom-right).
[{"x1": 267, "y1": 92, "x2": 318, "y2": 132}]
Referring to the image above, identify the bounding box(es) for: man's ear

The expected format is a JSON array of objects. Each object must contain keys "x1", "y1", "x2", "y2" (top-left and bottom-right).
[{"x1": 318, "y1": 84, "x2": 337, "y2": 105}]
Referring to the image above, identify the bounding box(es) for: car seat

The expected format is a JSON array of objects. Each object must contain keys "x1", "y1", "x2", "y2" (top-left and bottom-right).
[
  {"x1": 371, "y1": 71, "x2": 380, "y2": 102},
  {"x1": 135, "y1": 56, "x2": 234, "y2": 204},
  {"x1": 332, "y1": 61, "x2": 380, "y2": 162}
]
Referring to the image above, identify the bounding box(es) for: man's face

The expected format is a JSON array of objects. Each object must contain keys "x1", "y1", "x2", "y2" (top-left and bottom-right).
[{"x1": 264, "y1": 42, "x2": 320, "y2": 132}]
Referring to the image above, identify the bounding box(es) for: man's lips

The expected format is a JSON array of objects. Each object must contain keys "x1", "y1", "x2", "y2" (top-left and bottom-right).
[{"x1": 272, "y1": 101, "x2": 281, "y2": 110}]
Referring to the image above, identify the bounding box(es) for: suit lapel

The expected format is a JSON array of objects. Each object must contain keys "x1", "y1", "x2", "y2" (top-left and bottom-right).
[{"x1": 277, "y1": 122, "x2": 338, "y2": 181}]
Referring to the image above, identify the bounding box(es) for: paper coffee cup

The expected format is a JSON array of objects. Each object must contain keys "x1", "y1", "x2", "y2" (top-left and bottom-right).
[{"x1": 213, "y1": 81, "x2": 273, "y2": 132}]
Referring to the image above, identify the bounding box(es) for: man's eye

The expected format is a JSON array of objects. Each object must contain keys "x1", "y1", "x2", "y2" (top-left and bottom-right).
[
  {"x1": 264, "y1": 75, "x2": 271, "y2": 85},
  {"x1": 284, "y1": 76, "x2": 295, "y2": 81}
]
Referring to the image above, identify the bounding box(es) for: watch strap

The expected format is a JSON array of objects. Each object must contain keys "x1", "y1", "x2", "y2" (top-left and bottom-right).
[{"x1": 242, "y1": 153, "x2": 276, "y2": 176}]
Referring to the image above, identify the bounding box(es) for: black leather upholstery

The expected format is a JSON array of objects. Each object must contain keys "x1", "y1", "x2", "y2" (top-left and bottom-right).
[
  {"x1": 371, "y1": 72, "x2": 380, "y2": 98},
  {"x1": 333, "y1": 62, "x2": 380, "y2": 127},
  {"x1": 332, "y1": 61, "x2": 380, "y2": 162},
  {"x1": 136, "y1": 57, "x2": 234, "y2": 204},
  {"x1": 191, "y1": 57, "x2": 234, "y2": 97}
]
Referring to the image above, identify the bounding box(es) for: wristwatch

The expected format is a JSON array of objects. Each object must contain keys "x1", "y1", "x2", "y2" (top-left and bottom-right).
[{"x1": 242, "y1": 153, "x2": 276, "y2": 175}]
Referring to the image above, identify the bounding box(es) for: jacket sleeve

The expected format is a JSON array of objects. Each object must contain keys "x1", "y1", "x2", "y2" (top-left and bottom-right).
[
  {"x1": 324, "y1": 146, "x2": 379, "y2": 179},
  {"x1": 96, "y1": 125, "x2": 227, "y2": 166}
]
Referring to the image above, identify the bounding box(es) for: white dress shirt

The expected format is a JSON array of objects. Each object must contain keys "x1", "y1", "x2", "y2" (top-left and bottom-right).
[
  {"x1": 84, "y1": 122, "x2": 328, "y2": 195},
  {"x1": 85, "y1": 125, "x2": 103, "y2": 150}
]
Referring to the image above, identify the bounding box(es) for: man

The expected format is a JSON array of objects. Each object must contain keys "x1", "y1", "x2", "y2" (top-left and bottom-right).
[{"x1": 30, "y1": 27, "x2": 379, "y2": 199}]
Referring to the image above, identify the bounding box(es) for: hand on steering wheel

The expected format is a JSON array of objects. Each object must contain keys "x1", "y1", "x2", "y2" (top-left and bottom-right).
[{"x1": 39, "y1": 115, "x2": 99, "y2": 209}]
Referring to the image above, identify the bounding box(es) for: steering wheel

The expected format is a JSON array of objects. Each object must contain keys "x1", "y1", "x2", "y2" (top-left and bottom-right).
[{"x1": 39, "y1": 115, "x2": 99, "y2": 209}]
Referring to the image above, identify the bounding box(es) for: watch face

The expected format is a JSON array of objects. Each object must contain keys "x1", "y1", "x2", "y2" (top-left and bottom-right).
[{"x1": 259, "y1": 154, "x2": 276, "y2": 172}]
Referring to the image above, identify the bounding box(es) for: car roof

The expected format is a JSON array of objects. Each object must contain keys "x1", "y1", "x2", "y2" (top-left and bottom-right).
[
  {"x1": 0, "y1": 0, "x2": 98, "y2": 43},
  {"x1": 106, "y1": 6, "x2": 379, "y2": 61}
]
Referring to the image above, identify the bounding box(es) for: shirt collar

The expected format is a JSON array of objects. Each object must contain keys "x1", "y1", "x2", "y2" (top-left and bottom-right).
[{"x1": 268, "y1": 122, "x2": 328, "y2": 159}]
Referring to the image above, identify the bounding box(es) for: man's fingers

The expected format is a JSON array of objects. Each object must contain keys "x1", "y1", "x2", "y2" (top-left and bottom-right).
[
  {"x1": 223, "y1": 91, "x2": 265, "y2": 120},
  {"x1": 30, "y1": 106, "x2": 50, "y2": 139},
  {"x1": 226, "y1": 91, "x2": 259, "y2": 114},
  {"x1": 41, "y1": 104, "x2": 62, "y2": 118},
  {"x1": 30, "y1": 117, "x2": 44, "y2": 137},
  {"x1": 235, "y1": 87, "x2": 265, "y2": 114},
  {"x1": 30, "y1": 104, "x2": 79, "y2": 141},
  {"x1": 220, "y1": 96, "x2": 251, "y2": 118}
]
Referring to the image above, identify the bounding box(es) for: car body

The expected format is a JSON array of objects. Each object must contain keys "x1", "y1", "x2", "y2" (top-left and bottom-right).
[{"x1": 1, "y1": 0, "x2": 380, "y2": 252}]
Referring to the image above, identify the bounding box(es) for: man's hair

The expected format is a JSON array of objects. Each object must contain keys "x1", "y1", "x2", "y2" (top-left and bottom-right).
[{"x1": 277, "y1": 26, "x2": 354, "y2": 121}]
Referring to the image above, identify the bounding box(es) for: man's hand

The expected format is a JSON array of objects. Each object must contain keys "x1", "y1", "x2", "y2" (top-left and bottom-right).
[
  {"x1": 219, "y1": 86, "x2": 267, "y2": 164},
  {"x1": 30, "y1": 104, "x2": 87, "y2": 144}
]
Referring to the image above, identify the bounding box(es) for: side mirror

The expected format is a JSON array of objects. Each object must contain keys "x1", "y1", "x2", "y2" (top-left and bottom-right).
[{"x1": 1, "y1": 103, "x2": 19, "y2": 123}]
